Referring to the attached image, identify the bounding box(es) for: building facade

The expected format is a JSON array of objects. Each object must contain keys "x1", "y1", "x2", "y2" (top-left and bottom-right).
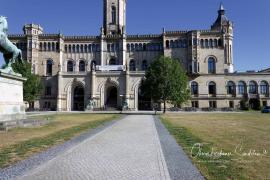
[{"x1": 8, "y1": 1, "x2": 270, "y2": 111}]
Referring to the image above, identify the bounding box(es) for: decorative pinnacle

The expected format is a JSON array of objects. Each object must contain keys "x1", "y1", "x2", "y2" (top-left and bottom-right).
[{"x1": 219, "y1": 2, "x2": 225, "y2": 11}]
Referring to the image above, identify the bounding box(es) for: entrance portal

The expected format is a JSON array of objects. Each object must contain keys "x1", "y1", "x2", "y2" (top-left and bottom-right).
[
  {"x1": 138, "y1": 86, "x2": 152, "y2": 110},
  {"x1": 106, "y1": 86, "x2": 118, "y2": 109},
  {"x1": 73, "y1": 86, "x2": 84, "y2": 111},
  {"x1": 249, "y1": 98, "x2": 261, "y2": 110}
]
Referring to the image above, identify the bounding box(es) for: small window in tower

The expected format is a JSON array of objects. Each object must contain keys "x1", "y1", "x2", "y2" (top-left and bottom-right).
[{"x1": 111, "y1": 6, "x2": 116, "y2": 24}]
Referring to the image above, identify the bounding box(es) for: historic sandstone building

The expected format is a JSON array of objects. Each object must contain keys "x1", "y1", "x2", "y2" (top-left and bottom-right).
[{"x1": 8, "y1": 1, "x2": 270, "y2": 111}]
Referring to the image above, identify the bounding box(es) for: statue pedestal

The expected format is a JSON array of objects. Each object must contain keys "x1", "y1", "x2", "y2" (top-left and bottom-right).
[{"x1": 0, "y1": 70, "x2": 26, "y2": 129}]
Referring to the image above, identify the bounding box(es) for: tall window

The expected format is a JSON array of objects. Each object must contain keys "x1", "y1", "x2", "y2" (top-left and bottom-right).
[
  {"x1": 46, "y1": 59, "x2": 53, "y2": 75},
  {"x1": 129, "y1": 60, "x2": 136, "y2": 71},
  {"x1": 208, "y1": 57, "x2": 216, "y2": 74},
  {"x1": 191, "y1": 82, "x2": 199, "y2": 95},
  {"x1": 260, "y1": 81, "x2": 268, "y2": 95},
  {"x1": 208, "y1": 81, "x2": 216, "y2": 95},
  {"x1": 79, "y1": 60, "x2": 86, "y2": 72},
  {"x1": 238, "y1": 81, "x2": 246, "y2": 95},
  {"x1": 142, "y1": 60, "x2": 148, "y2": 71},
  {"x1": 111, "y1": 6, "x2": 116, "y2": 24},
  {"x1": 249, "y1": 81, "x2": 257, "y2": 94},
  {"x1": 67, "y1": 61, "x2": 74, "y2": 72},
  {"x1": 227, "y1": 81, "x2": 235, "y2": 95}
]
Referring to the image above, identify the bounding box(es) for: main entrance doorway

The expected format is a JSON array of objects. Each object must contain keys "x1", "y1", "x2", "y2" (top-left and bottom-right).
[
  {"x1": 73, "y1": 86, "x2": 84, "y2": 111},
  {"x1": 106, "y1": 86, "x2": 118, "y2": 109},
  {"x1": 138, "y1": 86, "x2": 152, "y2": 110}
]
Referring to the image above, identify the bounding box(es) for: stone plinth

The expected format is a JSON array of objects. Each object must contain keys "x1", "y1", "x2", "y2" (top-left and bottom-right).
[{"x1": 0, "y1": 70, "x2": 26, "y2": 123}]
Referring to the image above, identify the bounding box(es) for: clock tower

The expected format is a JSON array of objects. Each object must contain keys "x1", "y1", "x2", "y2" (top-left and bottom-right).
[{"x1": 103, "y1": 0, "x2": 126, "y2": 35}]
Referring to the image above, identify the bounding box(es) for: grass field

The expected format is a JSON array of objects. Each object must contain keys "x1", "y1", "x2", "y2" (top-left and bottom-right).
[
  {"x1": 161, "y1": 112, "x2": 270, "y2": 180},
  {"x1": 0, "y1": 114, "x2": 118, "y2": 168}
]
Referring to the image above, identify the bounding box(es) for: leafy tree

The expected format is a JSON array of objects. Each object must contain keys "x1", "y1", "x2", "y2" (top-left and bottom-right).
[
  {"x1": 12, "y1": 61, "x2": 43, "y2": 107},
  {"x1": 141, "y1": 56, "x2": 190, "y2": 113}
]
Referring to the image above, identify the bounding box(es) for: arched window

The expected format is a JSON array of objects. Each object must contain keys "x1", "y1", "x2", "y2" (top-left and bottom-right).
[
  {"x1": 44, "y1": 42, "x2": 47, "y2": 51},
  {"x1": 67, "y1": 61, "x2": 74, "y2": 72},
  {"x1": 72, "y1": 45, "x2": 76, "y2": 53},
  {"x1": 208, "y1": 57, "x2": 216, "y2": 74},
  {"x1": 214, "y1": 39, "x2": 218, "y2": 47},
  {"x1": 182, "y1": 39, "x2": 187, "y2": 48},
  {"x1": 143, "y1": 44, "x2": 147, "y2": 51},
  {"x1": 131, "y1": 44, "x2": 135, "y2": 51},
  {"x1": 127, "y1": 44, "x2": 130, "y2": 51},
  {"x1": 139, "y1": 44, "x2": 143, "y2": 51},
  {"x1": 46, "y1": 59, "x2": 53, "y2": 76},
  {"x1": 80, "y1": 44, "x2": 84, "y2": 53},
  {"x1": 68, "y1": 45, "x2": 72, "y2": 53},
  {"x1": 88, "y1": 44, "x2": 92, "y2": 52},
  {"x1": 142, "y1": 60, "x2": 148, "y2": 71},
  {"x1": 191, "y1": 82, "x2": 199, "y2": 95},
  {"x1": 111, "y1": 6, "x2": 116, "y2": 24},
  {"x1": 208, "y1": 81, "x2": 216, "y2": 95},
  {"x1": 170, "y1": 40, "x2": 174, "y2": 48},
  {"x1": 56, "y1": 42, "x2": 59, "y2": 51},
  {"x1": 76, "y1": 45, "x2": 80, "y2": 53},
  {"x1": 40, "y1": 42, "x2": 43, "y2": 51},
  {"x1": 260, "y1": 81, "x2": 269, "y2": 95},
  {"x1": 92, "y1": 44, "x2": 97, "y2": 52},
  {"x1": 52, "y1": 42, "x2": 55, "y2": 51},
  {"x1": 135, "y1": 44, "x2": 139, "y2": 51},
  {"x1": 79, "y1": 60, "x2": 86, "y2": 72},
  {"x1": 210, "y1": 39, "x2": 213, "y2": 48},
  {"x1": 218, "y1": 39, "x2": 223, "y2": 46},
  {"x1": 109, "y1": 59, "x2": 116, "y2": 65},
  {"x1": 64, "y1": 45, "x2": 67, "y2": 52},
  {"x1": 48, "y1": 42, "x2": 51, "y2": 51},
  {"x1": 205, "y1": 39, "x2": 209, "y2": 48},
  {"x1": 129, "y1": 60, "x2": 136, "y2": 71},
  {"x1": 238, "y1": 81, "x2": 246, "y2": 95},
  {"x1": 249, "y1": 81, "x2": 257, "y2": 94},
  {"x1": 166, "y1": 40, "x2": 170, "y2": 49},
  {"x1": 84, "y1": 44, "x2": 88, "y2": 53},
  {"x1": 227, "y1": 81, "x2": 235, "y2": 95},
  {"x1": 200, "y1": 39, "x2": 204, "y2": 48}
]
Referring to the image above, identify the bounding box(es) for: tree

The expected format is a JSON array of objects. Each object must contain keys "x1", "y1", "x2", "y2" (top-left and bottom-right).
[
  {"x1": 141, "y1": 56, "x2": 190, "y2": 113},
  {"x1": 12, "y1": 61, "x2": 43, "y2": 107}
]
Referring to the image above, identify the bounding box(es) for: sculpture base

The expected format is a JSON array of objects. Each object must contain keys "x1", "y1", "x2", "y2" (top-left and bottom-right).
[{"x1": 0, "y1": 70, "x2": 26, "y2": 125}]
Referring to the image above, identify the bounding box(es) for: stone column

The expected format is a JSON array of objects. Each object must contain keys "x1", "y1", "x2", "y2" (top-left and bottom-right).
[
  {"x1": 124, "y1": 69, "x2": 130, "y2": 110},
  {"x1": 91, "y1": 70, "x2": 96, "y2": 99},
  {"x1": 57, "y1": 72, "x2": 62, "y2": 111}
]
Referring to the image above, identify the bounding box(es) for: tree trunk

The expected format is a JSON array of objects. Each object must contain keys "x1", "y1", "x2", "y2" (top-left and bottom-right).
[{"x1": 163, "y1": 100, "x2": 166, "y2": 114}]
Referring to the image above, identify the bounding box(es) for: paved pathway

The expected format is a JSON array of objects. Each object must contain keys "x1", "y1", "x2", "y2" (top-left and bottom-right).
[{"x1": 18, "y1": 115, "x2": 171, "y2": 180}]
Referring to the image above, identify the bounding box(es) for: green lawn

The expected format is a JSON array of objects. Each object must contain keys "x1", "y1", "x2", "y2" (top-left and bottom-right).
[
  {"x1": 161, "y1": 112, "x2": 270, "y2": 180},
  {"x1": 0, "y1": 114, "x2": 119, "y2": 168}
]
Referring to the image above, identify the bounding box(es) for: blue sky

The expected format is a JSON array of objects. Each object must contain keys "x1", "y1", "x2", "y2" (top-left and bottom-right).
[{"x1": 1, "y1": 0, "x2": 270, "y2": 71}]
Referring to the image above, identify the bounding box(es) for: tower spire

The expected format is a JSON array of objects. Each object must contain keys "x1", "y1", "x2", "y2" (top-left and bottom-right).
[{"x1": 219, "y1": 2, "x2": 224, "y2": 11}]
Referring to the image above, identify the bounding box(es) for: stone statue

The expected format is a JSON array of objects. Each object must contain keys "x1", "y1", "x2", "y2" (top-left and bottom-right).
[
  {"x1": 0, "y1": 16, "x2": 23, "y2": 73},
  {"x1": 122, "y1": 98, "x2": 128, "y2": 111},
  {"x1": 86, "y1": 98, "x2": 95, "y2": 111}
]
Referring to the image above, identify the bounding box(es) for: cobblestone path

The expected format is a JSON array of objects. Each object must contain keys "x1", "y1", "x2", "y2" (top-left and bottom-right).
[{"x1": 19, "y1": 115, "x2": 171, "y2": 180}]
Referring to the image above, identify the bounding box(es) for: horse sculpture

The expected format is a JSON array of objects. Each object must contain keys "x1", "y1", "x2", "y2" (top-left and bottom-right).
[{"x1": 0, "y1": 16, "x2": 23, "y2": 73}]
